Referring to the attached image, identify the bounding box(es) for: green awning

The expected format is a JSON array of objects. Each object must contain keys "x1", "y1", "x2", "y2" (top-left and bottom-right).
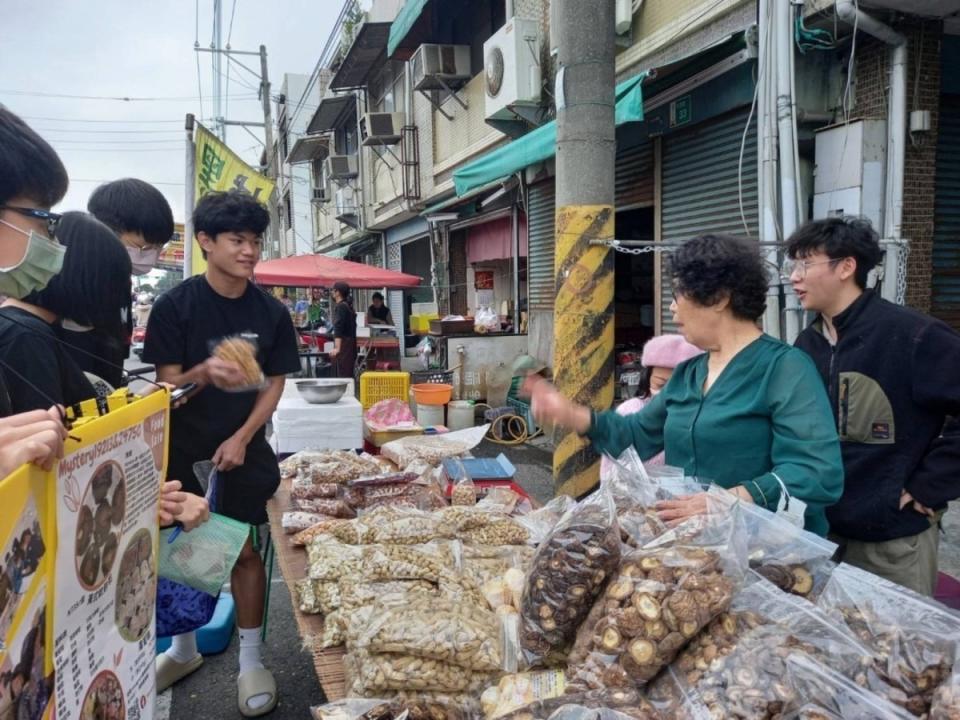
[
  {"x1": 387, "y1": 0, "x2": 429, "y2": 57},
  {"x1": 453, "y1": 73, "x2": 646, "y2": 197}
]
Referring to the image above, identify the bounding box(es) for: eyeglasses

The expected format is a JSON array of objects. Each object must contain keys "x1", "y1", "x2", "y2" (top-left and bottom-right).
[
  {"x1": 0, "y1": 206, "x2": 62, "y2": 239},
  {"x1": 781, "y1": 257, "x2": 842, "y2": 280}
]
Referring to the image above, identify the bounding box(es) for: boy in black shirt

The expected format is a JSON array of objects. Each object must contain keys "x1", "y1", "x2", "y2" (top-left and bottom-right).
[{"x1": 144, "y1": 191, "x2": 298, "y2": 716}]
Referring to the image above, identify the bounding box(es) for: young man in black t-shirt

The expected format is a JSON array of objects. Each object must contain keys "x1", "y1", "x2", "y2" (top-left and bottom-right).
[{"x1": 144, "y1": 191, "x2": 298, "y2": 716}]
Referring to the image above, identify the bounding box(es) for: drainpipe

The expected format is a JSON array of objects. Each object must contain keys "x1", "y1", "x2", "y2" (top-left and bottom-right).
[
  {"x1": 757, "y1": 0, "x2": 782, "y2": 339},
  {"x1": 836, "y1": 0, "x2": 907, "y2": 303},
  {"x1": 776, "y1": 0, "x2": 802, "y2": 342}
]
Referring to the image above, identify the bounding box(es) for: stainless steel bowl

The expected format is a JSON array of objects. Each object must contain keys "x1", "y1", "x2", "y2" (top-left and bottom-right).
[{"x1": 295, "y1": 379, "x2": 349, "y2": 404}]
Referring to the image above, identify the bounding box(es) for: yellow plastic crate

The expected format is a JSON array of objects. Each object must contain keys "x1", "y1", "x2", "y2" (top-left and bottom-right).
[{"x1": 359, "y1": 371, "x2": 411, "y2": 411}]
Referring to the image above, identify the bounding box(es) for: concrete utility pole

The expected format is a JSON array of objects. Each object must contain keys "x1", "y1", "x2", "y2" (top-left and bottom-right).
[
  {"x1": 259, "y1": 44, "x2": 281, "y2": 255},
  {"x1": 552, "y1": 0, "x2": 616, "y2": 497}
]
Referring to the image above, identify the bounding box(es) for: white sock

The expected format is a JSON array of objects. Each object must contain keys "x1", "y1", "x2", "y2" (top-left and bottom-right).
[
  {"x1": 165, "y1": 632, "x2": 199, "y2": 664},
  {"x1": 238, "y1": 626, "x2": 271, "y2": 710}
]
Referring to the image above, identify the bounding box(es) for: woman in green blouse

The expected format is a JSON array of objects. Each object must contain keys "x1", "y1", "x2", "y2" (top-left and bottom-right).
[{"x1": 526, "y1": 234, "x2": 844, "y2": 536}]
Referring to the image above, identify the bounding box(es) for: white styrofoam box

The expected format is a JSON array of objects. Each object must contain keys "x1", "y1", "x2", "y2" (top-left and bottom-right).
[
  {"x1": 272, "y1": 394, "x2": 363, "y2": 453},
  {"x1": 357, "y1": 311, "x2": 367, "y2": 328},
  {"x1": 357, "y1": 327, "x2": 372, "y2": 338}
]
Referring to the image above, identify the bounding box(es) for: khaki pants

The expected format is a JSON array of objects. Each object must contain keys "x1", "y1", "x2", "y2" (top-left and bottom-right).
[{"x1": 831, "y1": 519, "x2": 941, "y2": 596}]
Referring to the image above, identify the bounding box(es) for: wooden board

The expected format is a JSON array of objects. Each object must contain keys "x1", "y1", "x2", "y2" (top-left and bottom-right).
[{"x1": 266, "y1": 480, "x2": 348, "y2": 700}]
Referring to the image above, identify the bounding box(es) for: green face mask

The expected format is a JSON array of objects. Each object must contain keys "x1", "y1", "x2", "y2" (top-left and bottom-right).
[{"x1": 0, "y1": 220, "x2": 66, "y2": 299}]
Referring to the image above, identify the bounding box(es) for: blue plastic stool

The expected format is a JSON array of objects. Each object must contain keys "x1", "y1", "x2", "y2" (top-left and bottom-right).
[{"x1": 156, "y1": 592, "x2": 236, "y2": 656}]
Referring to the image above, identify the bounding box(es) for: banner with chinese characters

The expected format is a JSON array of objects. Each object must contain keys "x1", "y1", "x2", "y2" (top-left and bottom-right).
[
  {"x1": 52, "y1": 391, "x2": 169, "y2": 720},
  {"x1": 192, "y1": 124, "x2": 276, "y2": 276}
]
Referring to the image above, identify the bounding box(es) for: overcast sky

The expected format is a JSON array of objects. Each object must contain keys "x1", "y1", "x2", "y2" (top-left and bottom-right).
[{"x1": 2, "y1": 0, "x2": 340, "y2": 221}]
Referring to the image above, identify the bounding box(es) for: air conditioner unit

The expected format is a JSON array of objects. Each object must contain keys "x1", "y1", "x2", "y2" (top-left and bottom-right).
[
  {"x1": 484, "y1": 17, "x2": 542, "y2": 122},
  {"x1": 324, "y1": 154, "x2": 358, "y2": 180},
  {"x1": 311, "y1": 186, "x2": 329, "y2": 203},
  {"x1": 335, "y1": 184, "x2": 357, "y2": 219},
  {"x1": 411, "y1": 44, "x2": 471, "y2": 92},
  {"x1": 362, "y1": 112, "x2": 404, "y2": 146}
]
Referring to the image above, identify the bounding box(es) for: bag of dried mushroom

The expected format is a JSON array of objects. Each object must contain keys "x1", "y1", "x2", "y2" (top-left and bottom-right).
[
  {"x1": 644, "y1": 575, "x2": 886, "y2": 720},
  {"x1": 782, "y1": 653, "x2": 917, "y2": 720},
  {"x1": 565, "y1": 504, "x2": 745, "y2": 692},
  {"x1": 715, "y1": 493, "x2": 837, "y2": 600},
  {"x1": 518, "y1": 483, "x2": 622, "y2": 666},
  {"x1": 815, "y1": 562, "x2": 960, "y2": 717},
  {"x1": 931, "y1": 660, "x2": 960, "y2": 720}
]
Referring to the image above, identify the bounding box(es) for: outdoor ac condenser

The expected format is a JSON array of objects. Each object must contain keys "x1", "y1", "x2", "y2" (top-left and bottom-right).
[
  {"x1": 362, "y1": 112, "x2": 404, "y2": 146},
  {"x1": 325, "y1": 154, "x2": 359, "y2": 180},
  {"x1": 334, "y1": 184, "x2": 357, "y2": 219},
  {"x1": 411, "y1": 44, "x2": 471, "y2": 92},
  {"x1": 484, "y1": 17, "x2": 542, "y2": 121}
]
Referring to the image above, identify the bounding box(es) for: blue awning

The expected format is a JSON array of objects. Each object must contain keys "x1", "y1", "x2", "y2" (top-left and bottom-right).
[
  {"x1": 453, "y1": 73, "x2": 646, "y2": 197},
  {"x1": 387, "y1": 0, "x2": 429, "y2": 57}
]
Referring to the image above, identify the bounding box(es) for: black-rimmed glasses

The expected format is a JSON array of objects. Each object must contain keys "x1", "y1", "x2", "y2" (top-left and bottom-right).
[{"x1": 0, "y1": 206, "x2": 62, "y2": 238}]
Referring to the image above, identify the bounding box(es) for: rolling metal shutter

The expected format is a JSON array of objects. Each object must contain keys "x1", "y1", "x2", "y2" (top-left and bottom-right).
[
  {"x1": 933, "y1": 95, "x2": 960, "y2": 330},
  {"x1": 527, "y1": 181, "x2": 556, "y2": 311},
  {"x1": 615, "y1": 141, "x2": 655, "y2": 209},
  {"x1": 660, "y1": 109, "x2": 759, "y2": 331}
]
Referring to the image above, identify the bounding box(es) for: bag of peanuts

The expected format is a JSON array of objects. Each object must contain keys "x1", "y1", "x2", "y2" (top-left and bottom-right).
[
  {"x1": 295, "y1": 578, "x2": 341, "y2": 615},
  {"x1": 644, "y1": 574, "x2": 888, "y2": 719},
  {"x1": 815, "y1": 563, "x2": 960, "y2": 717},
  {"x1": 356, "y1": 594, "x2": 517, "y2": 673},
  {"x1": 565, "y1": 504, "x2": 747, "y2": 691},
  {"x1": 518, "y1": 482, "x2": 622, "y2": 666},
  {"x1": 209, "y1": 333, "x2": 266, "y2": 392},
  {"x1": 312, "y1": 697, "x2": 471, "y2": 720},
  {"x1": 782, "y1": 652, "x2": 917, "y2": 720},
  {"x1": 931, "y1": 660, "x2": 960, "y2": 720},
  {"x1": 494, "y1": 689, "x2": 662, "y2": 720}
]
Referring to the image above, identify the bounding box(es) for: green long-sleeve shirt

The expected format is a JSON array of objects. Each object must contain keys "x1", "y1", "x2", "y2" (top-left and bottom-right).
[{"x1": 587, "y1": 335, "x2": 844, "y2": 536}]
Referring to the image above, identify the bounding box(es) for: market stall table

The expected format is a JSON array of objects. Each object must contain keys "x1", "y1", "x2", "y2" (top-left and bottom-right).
[{"x1": 266, "y1": 479, "x2": 348, "y2": 700}]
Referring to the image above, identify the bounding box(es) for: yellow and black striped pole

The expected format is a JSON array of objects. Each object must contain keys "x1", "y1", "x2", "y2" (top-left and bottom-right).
[{"x1": 552, "y1": 0, "x2": 616, "y2": 497}]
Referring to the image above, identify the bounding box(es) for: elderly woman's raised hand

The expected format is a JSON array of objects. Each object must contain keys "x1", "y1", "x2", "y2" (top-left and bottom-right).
[{"x1": 522, "y1": 376, "x2": 592, "y2": 434}]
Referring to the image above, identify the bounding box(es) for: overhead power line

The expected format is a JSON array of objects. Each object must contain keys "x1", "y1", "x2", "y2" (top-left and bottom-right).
[{"x1": 0, "y1": 89, "x2": 257, "y2": 102}]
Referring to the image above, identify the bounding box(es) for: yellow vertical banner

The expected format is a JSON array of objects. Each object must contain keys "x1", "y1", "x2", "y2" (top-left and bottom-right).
[{"x1": 190, "y1": 123, "x2": 276, "y2": 277}]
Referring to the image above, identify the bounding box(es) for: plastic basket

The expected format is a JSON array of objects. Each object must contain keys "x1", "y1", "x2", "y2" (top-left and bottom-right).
[
  {"x1": 507, "y1": 396, "x2": 539, "y2": 435},
  {"x1": 359, "y1": 371, "x2": 411, "y2": 411},
  {"x1": 410, "y1": 369, "x2": 454, "y2": 385}
]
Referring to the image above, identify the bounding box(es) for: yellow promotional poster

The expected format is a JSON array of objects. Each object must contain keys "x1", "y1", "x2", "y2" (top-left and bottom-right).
[
  {"x1": 0, "y1": 462, "x2": 54, "y2": 720},
  {"x1": 192, "y1": 123, "x2": 276, "y2": 277},
  {"x1": 50, "y1": 391, "x2": 169, "y2": 720}
]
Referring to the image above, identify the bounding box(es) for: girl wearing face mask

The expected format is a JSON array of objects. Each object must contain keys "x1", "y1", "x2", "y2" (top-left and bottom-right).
[{"x1": 0, "y1": 212, "x2": 131, "y2": 413}]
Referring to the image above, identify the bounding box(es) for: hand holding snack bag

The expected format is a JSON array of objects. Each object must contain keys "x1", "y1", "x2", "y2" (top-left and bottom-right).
[{"x1": 208, "y1": 333, "x2": 267, "y2": 392}]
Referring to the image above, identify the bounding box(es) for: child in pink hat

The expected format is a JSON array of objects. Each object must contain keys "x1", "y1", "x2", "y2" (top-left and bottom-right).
[{"x1": 601, "y1": 334, "x2": 702, "y2": 475}]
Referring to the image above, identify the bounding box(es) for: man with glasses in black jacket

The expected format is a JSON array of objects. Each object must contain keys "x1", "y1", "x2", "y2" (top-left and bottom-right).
[{"x1": 786, "y1": 216, "x2": 960, "y2": 595}]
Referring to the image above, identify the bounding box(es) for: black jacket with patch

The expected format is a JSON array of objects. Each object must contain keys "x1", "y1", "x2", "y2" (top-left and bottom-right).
[{"x1": 795, "y1": 291, "x2": 960, "y2": 542}]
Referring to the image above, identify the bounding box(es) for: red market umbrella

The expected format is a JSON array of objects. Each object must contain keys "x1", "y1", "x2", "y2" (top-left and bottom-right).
[{"x1": 253, "y1": 254, "x2": 422, "y2": 289}]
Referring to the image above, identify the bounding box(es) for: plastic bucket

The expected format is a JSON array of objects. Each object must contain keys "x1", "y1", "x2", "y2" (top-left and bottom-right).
[
  {"x1": 411, "y1": 383, "x2": 452, "y2": 405},
  {"x1": 447, "y1": 401, "x2": 475, "y2": 431},
  {"x1": 417, "y1": 403, "x2": 445, "y2": 428}
]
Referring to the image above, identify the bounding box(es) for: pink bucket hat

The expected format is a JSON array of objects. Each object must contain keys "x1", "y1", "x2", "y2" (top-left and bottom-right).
[{"x1": 641, "y1": 334, "x2": 703, "y2": 369}]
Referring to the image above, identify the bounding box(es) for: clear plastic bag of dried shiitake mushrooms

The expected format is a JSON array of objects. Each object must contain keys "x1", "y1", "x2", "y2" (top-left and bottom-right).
[
  {"x1": 643, "y1": 576, "x2": 878, "y2": 720},
  {"x1": 780, "y1": 652, "x2": 918, "y2": 720},
  {"x1": 565, "y1": 504, "x2": 745, "y2": 692},
  {"x1": 518, "y1": 484, "x2": 622, "y2": 666},
  {"x1": 815, "y1": 563, "x2": 960, "y2": 717},
  {"x1": 728, "y1": 496, "x2": 839, "y2": 601}
]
